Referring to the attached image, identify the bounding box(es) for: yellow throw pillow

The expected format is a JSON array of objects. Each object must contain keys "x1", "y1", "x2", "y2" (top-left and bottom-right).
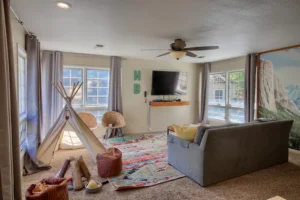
[{"x1": 172, "y1": 124, "x2": 197, "y2": 141}]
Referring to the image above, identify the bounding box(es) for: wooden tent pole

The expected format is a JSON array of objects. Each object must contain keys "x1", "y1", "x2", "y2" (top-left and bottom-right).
[
  {"x1": 60, "y1": 81, "x2": 69, "y2": 98},
  {"x1": 52, "y1": 83, "x2": 65, "y2": 99},
  {"x1": 70, "y1": 81, "x2": 80, "y2": 99},
  {"x1": 71, "y1": 82, "x2": 83, "y2": 100}
]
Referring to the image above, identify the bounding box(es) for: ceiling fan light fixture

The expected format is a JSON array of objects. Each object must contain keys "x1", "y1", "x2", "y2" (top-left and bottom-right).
[
  {"x1": 56, "y1": 1, "x2": 72, "y2": 9},
  {"x1": 170, "y1": 51, "x2": 186, "y2": 60}
]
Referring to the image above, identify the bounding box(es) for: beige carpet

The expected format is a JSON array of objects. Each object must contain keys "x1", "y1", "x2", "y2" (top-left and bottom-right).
[{"x1": 22, "y1": 148, "x2": 300, "y2": 200}]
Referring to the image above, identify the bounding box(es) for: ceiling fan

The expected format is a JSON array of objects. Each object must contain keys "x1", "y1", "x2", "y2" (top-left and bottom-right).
[{"x1": 141, "y1": 39, "x2": 219, "y2": 60}]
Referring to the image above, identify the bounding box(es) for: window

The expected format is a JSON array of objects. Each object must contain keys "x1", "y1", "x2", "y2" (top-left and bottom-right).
[
  {"x1": 18, "y1": 46, "x2": 27, "y2": 147},
  {"x1": 63, "y1": 66, "x2": 109, "y2": 122},
  {"x1": 208, "y1": 70, "x2": 245, "y2": 123}
]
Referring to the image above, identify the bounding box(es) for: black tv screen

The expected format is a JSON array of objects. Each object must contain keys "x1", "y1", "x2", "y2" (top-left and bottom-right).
[{"x1": 151, "y1": 71, "x2": 188, "y2": 95}]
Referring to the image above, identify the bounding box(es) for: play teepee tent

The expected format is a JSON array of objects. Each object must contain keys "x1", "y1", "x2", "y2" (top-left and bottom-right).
[{"x1": 37, "y1": 82, "x2": 106, "y2": 165}]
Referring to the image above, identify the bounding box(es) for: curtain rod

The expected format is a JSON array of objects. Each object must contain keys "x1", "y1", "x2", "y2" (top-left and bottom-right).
[{"x1": 10, "y1": 6, "x2": 33, "y2": 39}]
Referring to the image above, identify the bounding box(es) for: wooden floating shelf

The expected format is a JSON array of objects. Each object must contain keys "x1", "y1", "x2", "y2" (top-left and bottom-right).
[{"x1": 149, "y1": 101, "x2": 190, "y2": 107}]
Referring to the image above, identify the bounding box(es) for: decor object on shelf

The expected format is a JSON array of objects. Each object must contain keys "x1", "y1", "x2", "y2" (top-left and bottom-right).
[
  {"x1": 258, "y1": 45, "x2": 300, "y2": 150},
  {"x1": 25, "y1": 177, "x2": 68, "y2": 200},
  {"x1": 36, "y1": 82, "x2": 106, "y2": 165},
  {"x1": 96, "y1": 147, "x2": 122, "y2": 178},
  {"x1": 102, "y1": 111, "x2": 126, "y2": 139},
  {"x1": 141, "y1": 39, "x2": 218, "y2": 60},
  {"x1": 168, "y1": 120, "x2": 293, "y2": 186}
]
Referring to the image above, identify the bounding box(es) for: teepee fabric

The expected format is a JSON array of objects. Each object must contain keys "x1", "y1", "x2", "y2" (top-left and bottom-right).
[{"x1": 37, "y1": 82, "x2": 105, "y2": 165}]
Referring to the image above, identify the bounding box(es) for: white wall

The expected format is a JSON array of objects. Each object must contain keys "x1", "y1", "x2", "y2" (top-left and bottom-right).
[
  {"x1": 122, "y1": 58, "x2": 201, "y2": 133},
  {"x1": 62, "y1": 53, "x2": 201, "y2": 135}
]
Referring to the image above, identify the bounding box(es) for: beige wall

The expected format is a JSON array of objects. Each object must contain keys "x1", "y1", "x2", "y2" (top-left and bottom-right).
[
  {"x1": 122, "y1": 58, "x2": 201, "y2": 133},
  {"x1": 211, "y1": 56, "x2": 246, "y2": 73},
  {"x1": 63, "y1": 53, "x2": 201, "y2": 135}
]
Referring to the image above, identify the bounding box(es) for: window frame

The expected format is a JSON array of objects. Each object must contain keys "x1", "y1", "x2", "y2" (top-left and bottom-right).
[
  {"x1": 208, "y1": 69, "x2": 245, "y2": 123},
  {"x1": 17, "y1": 45, "x2": 27, "y2": 148},
  {"x1": 63, "y1": 65, "x2": 110, "y2": 122}
]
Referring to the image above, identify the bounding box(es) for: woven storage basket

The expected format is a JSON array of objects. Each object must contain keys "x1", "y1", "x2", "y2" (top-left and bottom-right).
[
  {"x1": 25, "y1": 177, "x2": 68, "y2": 200},
  {"x1": 97, "y1": 147, "x2": 122, "y2": 178}
]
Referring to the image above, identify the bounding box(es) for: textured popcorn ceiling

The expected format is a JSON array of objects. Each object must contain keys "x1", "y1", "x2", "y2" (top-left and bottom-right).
[{"x1": 11, "y1": 0, "x2": 300, "y2": 63}]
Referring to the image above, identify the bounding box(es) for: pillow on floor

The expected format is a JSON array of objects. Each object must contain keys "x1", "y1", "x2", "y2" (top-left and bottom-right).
[{"x1": 172, "y1": 125, "x2": 198, "y2": 142}]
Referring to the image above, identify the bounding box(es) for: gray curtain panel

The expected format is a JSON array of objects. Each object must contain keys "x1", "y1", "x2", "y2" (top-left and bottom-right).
[
  {"x1": 0, "y1": 0, "x2": 22, "y2": 199},
  {"x1": 244, "y1": 54, "x2": 257, "y2": 122},
  {"x1": 24, "y1": 35, "x2": 50, "y2": 175},
  {"x1": 105, "y1": 56, "x2": 124, "y2": 139},
  {"x1": 41, "y1": 51, "x2": 63, "y2": 140},
  {"x1": 199, "y1": 63, "x2": 211, "y2": 124}
]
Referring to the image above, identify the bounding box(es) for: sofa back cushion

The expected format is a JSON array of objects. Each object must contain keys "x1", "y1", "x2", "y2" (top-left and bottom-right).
[{"x1": 193, "y1": 123, "x2": 240, "y2": 145}]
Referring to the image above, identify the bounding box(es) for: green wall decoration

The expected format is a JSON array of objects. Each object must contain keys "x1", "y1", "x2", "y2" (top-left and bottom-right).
[
  {"x1": 134, "y1": 70, "x2": 141, "y2": 81},
  {"x1": 133, "y1": 83, "x2": 141, "y2": 94}
]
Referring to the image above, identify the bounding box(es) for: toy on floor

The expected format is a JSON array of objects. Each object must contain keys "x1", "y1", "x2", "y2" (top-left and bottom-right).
[{"x1": 85, "y1": 180, "x2": 102, "y2": 193}]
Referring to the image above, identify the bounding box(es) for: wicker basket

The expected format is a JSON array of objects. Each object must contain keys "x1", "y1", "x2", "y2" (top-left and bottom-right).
[
  {"x1": 25, "y1": 177, "x2": 68, "y2": 200},
  {"x1": 97, "y1": 147, "x2": 122, "y2": 178}
]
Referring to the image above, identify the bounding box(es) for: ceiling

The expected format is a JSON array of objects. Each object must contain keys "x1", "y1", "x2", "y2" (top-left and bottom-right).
[{"x1": 11, "y1": 0, "x2": 300, "y2": 63}]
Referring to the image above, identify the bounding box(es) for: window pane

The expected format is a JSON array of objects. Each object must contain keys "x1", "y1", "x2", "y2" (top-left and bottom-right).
[
  {"x1": 71, "y1": 69, "x2": 82, "y2": 77},
  {"x1": 62, "y1": 68, "x2": 83, "y2": 106},
  {"x1": 209, "y1": 73, "x2": 226, "y2": 105},
  {"x1": 98, "y1": 79, "x2": 108, "y2": 87},
  {"x1": 88, "y1": 80, "x2": 98, "y2": 87},
  {"x1": 229, "y1": 108, "x2": 245, "y2": 123},
  {"x1": 71, "y1": 77, "x2": 81, "y2": 85},
  {"x1": 98, "y1": 97, "x2": 108, "y2": 105},
  {"x1": 87, "y1": 97, "x2": 97, "y2": 105},
  {"x1": 63, "y1": 69, "x2": 70, "y2": 77},
  {"x1": 229, "y1": 71, "x2": 245, "y2": 107},
  {"x1": 97, "y1": 70, "x2": 109, "y2": 78},
  {"x1": 19, "y1": 121, "x2": 27, "y2": 145},
  {"x1": 98, "y1": 88, "x2": 109, "y2": 96},
  {"x1": 63, "y1": 78, "x2": 70, "y2": 86},
  {"x1": 88, "y1": 88, "x2": 97, "y2": 96},
  {"x1": 87, "y1": 70, "x2": 98, "y2": 78},
  {"x1": 208, "y1": 106, "x2": 225, "y2": 121}
]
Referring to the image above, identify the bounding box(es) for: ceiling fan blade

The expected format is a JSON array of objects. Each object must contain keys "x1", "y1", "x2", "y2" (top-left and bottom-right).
[
  {"x1": 141, "y1": 49, "x2": 170, "y2": 51},
  {"x1": 185, "y1": 51, "x2": 197, "y2": 58},
  {"x1": 183, "y1": 46, "x2": 219, "y2": 51},
  {"x1": 157, "y1": 52, "x2": 170, "y2": 57}
]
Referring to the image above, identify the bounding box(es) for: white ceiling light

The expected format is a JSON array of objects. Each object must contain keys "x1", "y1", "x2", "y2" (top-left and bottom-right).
[
  {"x1": 56, "y1": 2, "x2": 72, "y2": 9},
  {"x1": 170, "y1": 51, "x2": 186, "y2": 60}
]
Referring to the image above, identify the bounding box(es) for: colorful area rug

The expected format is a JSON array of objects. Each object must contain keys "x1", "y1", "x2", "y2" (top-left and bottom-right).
[{"x1": 99, "y1": 133, "x2": 185, "y2": 190}]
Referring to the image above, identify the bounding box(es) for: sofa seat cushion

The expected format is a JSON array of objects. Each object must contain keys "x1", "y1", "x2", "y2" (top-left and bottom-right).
[
  {"x1": 193, "y1": 123, "x2": 240, "y2": 145},
  {"x1": 172, "y1": 124, "x2": 198, "y2": 142}
]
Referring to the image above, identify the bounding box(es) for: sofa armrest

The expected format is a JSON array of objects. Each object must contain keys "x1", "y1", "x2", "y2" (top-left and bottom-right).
[{"x1": 167, "y1": 134, "x2": 192, "y2": 148}]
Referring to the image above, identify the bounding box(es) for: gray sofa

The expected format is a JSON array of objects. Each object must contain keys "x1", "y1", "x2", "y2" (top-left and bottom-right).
[{"x1": 167, "y1": 120, "x2": 293, "y2": 187}]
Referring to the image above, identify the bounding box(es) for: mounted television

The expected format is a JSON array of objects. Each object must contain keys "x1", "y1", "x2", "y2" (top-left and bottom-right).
[{"x1": 151, "y1": 71, "x2": 188, "y2": 95}]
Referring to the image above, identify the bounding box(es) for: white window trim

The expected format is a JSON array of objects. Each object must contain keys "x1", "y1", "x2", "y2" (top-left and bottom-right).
[
  {"x1": 208, "y1": 69, "x2": 245, "y2": 123},
  {"x1": 18, "y1": 45, "x2": 27, "y2": 121},
  {"x1": 18, "y1": 44, "x2": 27, "y2": 150}
]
